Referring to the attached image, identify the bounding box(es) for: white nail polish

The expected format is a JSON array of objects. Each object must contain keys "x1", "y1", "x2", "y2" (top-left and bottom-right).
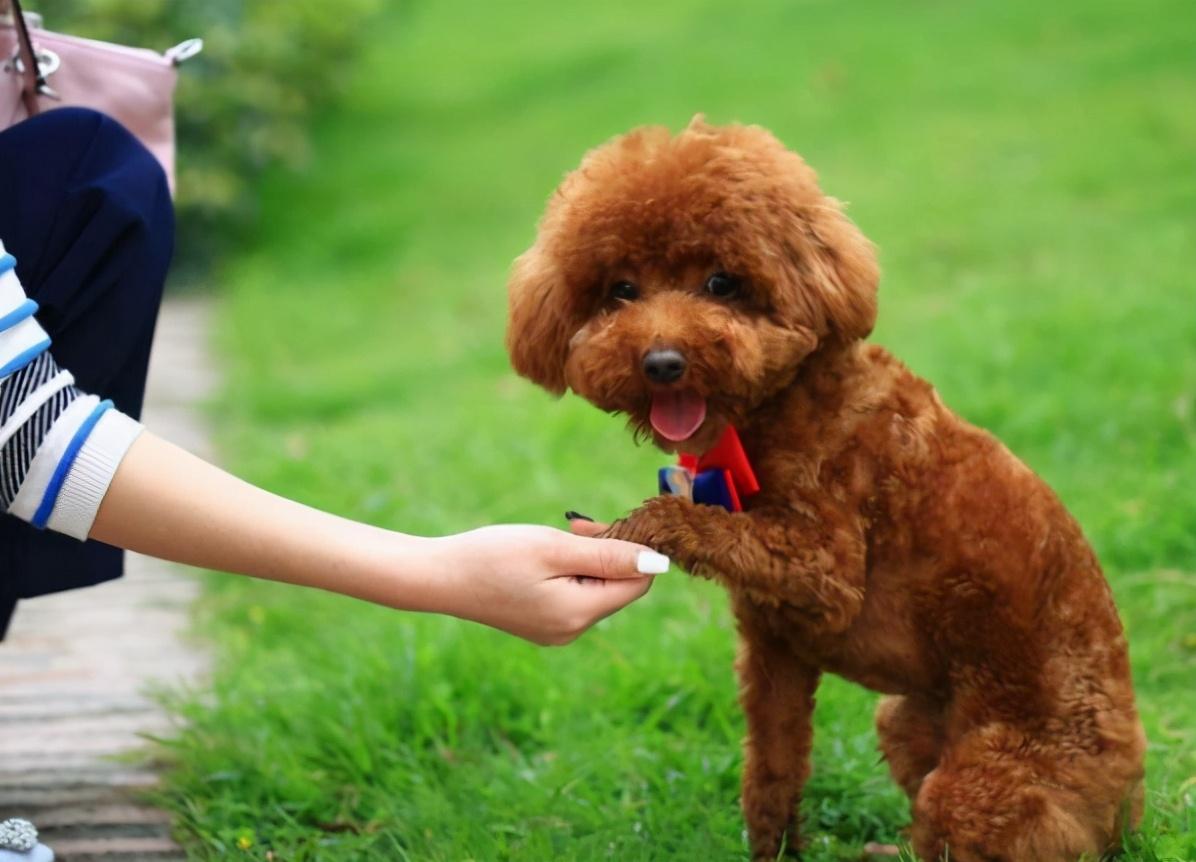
[{"x1": 636, "y1": 550, "x2": 670, "y2": 574}]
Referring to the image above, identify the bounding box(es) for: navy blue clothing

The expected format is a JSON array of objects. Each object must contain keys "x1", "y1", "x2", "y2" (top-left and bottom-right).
[{"x1": 0, "y1": 108, "x2": 174, "y2": 638}]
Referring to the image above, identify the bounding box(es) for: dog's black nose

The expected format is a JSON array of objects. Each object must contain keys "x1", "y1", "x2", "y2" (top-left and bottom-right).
[{"x1": 642, "y1": 348, "x2": 687, "y2": 384}]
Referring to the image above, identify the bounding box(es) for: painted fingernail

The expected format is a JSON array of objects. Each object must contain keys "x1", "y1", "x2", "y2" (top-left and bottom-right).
[
  {"x1": 565, "y1": 510, "x2": 594, "y2": 522},
  {"x1": 636, "y1": 550, "x2": 670, "y2": 574}
]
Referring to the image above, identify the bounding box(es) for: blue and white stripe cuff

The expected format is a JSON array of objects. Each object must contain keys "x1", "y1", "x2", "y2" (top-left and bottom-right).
[
  {"x1": 48, "y1": 408, "x2": 143, "y2": 539},
  {"x1": 7, "y1": 395, "x2": 142, "y2": 539},
  {"x1": 8, "y1": 394, "x2": 102, "y2": 523}
]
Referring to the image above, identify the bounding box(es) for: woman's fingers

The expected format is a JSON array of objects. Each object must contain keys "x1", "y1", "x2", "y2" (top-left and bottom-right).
[
  {"x1": 551, "y1": 531, "x2": 669, "y2": 580},
  {"x1": 548, "y1": 568, "x2": 654, "y2": 636},
  {"x1": 577, "y1": 572, "x2": 654, "y2": 621}
]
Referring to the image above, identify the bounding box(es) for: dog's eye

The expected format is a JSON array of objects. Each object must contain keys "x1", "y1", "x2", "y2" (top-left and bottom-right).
[
  {"x1": 704, "y1": 272, "x2": 739, "y2": 299},
  {"x1": 610, "y1": 280, "x2": 639, "y2": 301}
]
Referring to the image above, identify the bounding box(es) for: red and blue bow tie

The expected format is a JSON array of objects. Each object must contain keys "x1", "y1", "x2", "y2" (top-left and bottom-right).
[{"x1": 658, "y1": 426, "x2": 760, "y2": 512}]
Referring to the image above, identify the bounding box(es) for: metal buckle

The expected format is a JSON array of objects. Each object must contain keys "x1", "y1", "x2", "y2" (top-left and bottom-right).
[
  {"x1": 5, "y1": 44, "x2": 59, "y2": 77},
  {"x1": 4, "y1": 45, "x2": 61, "y2": 98},
  {"x1": 165, "y1": 37, "x2": 204, "y2": 65}
]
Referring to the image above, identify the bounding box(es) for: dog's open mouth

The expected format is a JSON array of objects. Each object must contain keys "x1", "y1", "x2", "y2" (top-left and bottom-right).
[{"x1": 649, "y1": 389, "x2": 707, "y2": 441}]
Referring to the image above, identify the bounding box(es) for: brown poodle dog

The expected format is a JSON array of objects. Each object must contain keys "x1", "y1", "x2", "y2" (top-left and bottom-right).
[{"x1": 505, "y1": 117, "x2": 1145, "y2": 861}]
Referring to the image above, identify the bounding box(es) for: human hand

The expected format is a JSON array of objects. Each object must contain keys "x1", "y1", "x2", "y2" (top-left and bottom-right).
[
  {"x1": 567, "y1": 498, "x2": 695, "y2": 562},
  {"x1": 430, "y1": 524, "x2": 668, "y2": 645}
]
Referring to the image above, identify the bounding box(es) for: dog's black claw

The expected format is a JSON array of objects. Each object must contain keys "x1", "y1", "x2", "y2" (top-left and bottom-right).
[{"x1": 564, "y1": 510, "x2": 594, "y2": 522}]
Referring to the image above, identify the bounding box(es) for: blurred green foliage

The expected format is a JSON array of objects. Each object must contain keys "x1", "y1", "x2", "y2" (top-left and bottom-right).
[{"x1": 31, "y1": 0, "x2": 384, "y2": 277}]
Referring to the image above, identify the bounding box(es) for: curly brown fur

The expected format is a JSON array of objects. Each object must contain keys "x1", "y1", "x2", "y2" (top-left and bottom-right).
[{"x1": 506, "y1": 117, "x2": 1145, "y2": 861}]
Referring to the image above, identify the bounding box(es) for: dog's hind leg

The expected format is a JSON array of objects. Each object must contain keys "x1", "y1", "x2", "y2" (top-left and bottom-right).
[
  {"x1": 875, "y1": 695, "x2": 946, "y2": 801},
  {"x1": 736, "y1": 622, "x2": 820, "y2": 860},
  {"x1": 910, "y1": 721, "x2": 1141, "y2": 862}
]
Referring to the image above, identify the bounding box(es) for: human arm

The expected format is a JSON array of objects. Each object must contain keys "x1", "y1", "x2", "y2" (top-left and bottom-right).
[{"x1": 90, "y1": 431, "x2": 665, "y2": 645}]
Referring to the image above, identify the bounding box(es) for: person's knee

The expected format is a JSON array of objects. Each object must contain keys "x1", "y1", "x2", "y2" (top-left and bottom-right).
[
  {"x1": 2, "y1": 106, "x2": 166, "y2": 195},
  {"x1": 3, "y1": 106, "x2": 108, "y2": 151},
  {"x1": 72, "y1": 110, "x2": 173, "y2": 247},
  {"x1": 59, "y1": 109, "x2": 173, "y2": 298},
  {"x1": 36, "y1": 108, "x2": 167, "y2": 191},
  {"x1": 16, "y1": 105, "x2": 108, "y2": 138},
  {"x1": 0, "y1": 108, "x2": 173, "y2": 290}
]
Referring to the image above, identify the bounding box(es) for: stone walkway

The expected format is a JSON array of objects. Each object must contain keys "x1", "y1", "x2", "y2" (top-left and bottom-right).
[{"x1": 0, "y1": 298, "x2": 214, "y2": 861}]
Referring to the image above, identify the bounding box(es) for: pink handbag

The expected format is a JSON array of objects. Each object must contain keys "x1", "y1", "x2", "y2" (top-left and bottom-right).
[{"x1": 0, "y1": 0, "x2": 200, "y2": 194}]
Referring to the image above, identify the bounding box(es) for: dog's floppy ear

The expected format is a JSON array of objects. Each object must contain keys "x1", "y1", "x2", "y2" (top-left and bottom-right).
[
  {"x1": 744, "y1": 128, "x2": 879, "y2": 342},
  {"x1": 807, "y1": 199, "x2": 879, "y2": 340},
  {"x1": 506, "y1": 245, "x2": 573, "y2": 394},
  {"x1": 793, "y1": 198, "x2": 879, "y2": 342}
]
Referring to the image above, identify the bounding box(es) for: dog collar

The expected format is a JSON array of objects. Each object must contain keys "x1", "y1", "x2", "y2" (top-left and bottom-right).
[{"x1": 658, "y1": 426, "x2": 760, "y2": 512}]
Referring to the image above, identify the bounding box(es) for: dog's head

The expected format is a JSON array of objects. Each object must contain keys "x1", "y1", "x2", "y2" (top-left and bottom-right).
[{"x1": 506, "y1": 117, "x2": 879, "y2": 453}]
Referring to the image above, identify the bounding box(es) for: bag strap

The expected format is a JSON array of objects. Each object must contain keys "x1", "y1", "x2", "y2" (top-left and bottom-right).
[{"x1": 8, "y1": 0, "x2": 48, "y2": 116}]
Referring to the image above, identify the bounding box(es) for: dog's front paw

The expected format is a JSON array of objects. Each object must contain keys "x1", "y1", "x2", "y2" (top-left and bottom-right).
[{"x1": 600, "y1": 495, "x2": 702, "y2": 567}]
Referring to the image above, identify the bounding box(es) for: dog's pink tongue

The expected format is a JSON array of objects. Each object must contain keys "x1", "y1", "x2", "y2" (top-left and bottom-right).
[{"x1": 650, "y1": 390, "x2": 707, "y2": 442}]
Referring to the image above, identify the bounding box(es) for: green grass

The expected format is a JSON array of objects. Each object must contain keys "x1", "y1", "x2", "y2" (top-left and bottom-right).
[{"x1": 157, "y1": 0, "x2": 1195, "y2": 858}]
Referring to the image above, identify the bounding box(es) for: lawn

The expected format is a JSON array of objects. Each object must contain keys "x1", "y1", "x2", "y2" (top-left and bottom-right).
[{"x1": 157, "y1": 0, "x2": 1195, "y2": 858}]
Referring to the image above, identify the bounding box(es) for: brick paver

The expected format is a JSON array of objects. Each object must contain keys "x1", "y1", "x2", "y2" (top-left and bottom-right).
[{"x1": 0, "y1": 298, "x2": 214, "y2": 860}]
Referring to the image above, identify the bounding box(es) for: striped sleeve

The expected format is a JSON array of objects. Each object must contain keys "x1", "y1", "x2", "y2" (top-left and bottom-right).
[{"x1": 1, "y1": 240, "x2": 144, "y2": 540}]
